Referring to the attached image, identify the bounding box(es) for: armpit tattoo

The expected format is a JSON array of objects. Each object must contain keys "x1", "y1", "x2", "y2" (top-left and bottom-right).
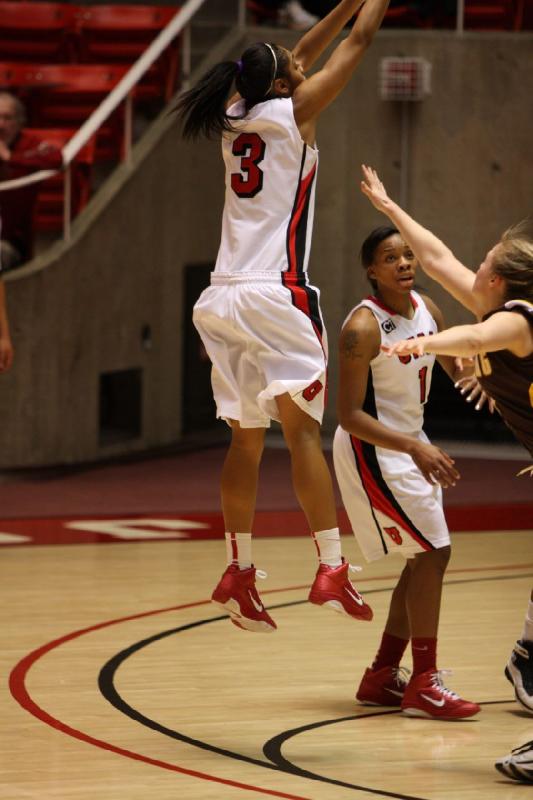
[{"x1": 341, "y1": 330, "x2": 363, "y2": 360}]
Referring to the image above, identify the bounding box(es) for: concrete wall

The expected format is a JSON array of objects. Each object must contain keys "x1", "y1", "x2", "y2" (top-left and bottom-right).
[{"x1": 1, "y1": 29, "x2": 532, "y2": 466}]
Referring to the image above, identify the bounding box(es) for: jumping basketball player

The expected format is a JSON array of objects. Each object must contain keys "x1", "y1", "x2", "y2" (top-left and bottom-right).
[{"x1": 174, "y1": 0, "x2": 391, "y2": 632}]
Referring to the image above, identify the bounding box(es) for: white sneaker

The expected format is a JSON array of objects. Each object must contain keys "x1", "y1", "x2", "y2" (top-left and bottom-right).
[
  {"x1": 495, "y1": 740, "x2": 533, "y2": 782},
  {"x1": 280, "y1": 0, "x2": 320, "y2": 30}
]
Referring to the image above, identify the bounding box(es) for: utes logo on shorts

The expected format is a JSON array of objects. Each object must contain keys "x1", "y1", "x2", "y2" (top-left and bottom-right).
[
  {"x1": 384, "y1": 526, "x2": 403, "y2": 545},
  {"x1": 303, "y1": 379, "x2": 323, "y2": 402}
]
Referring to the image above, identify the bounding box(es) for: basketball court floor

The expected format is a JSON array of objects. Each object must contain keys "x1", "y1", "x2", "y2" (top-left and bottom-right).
[{"x1": 1, "y1": 438, "x2": 532, "y2": 799}]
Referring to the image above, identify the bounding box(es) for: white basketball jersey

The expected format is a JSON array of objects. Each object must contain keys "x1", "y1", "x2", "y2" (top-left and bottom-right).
[
  {"x1": 350, "y1": 291, "x2": 438, "y2": 434},
  {"x1": 214, "y1": 97, "x2": 319, "y2": 279}
]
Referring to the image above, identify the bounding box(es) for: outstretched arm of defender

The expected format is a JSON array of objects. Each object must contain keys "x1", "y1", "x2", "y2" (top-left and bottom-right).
[
  {"x1": 360, "y1": 165, "x2": 480, "y2": 316},
  {"x1": 382, "y1": 312, "x2": 533, "y2": 360}
]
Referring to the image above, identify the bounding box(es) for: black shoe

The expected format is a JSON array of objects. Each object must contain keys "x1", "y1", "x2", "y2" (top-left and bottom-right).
[
  {"x1": 495, "y1": 740, "x2": 533, "y2": 782},
  {"x1": 505, "y1": 639, "x2": 533, "y2": 713}
]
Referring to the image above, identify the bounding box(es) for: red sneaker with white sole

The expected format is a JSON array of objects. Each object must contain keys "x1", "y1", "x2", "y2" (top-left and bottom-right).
[
  {"x1": 401, "y1": 670, "x2": 481, "y2": 720},
  {"x1": 211, "y1": 564, "x2": 276, "y2": 633},
  {"x1": 356, "y1": 665, "x2": 410, "y2": 706},
  {"x1": 308, "y1": 559, "x2": 373, "y2": 621}
]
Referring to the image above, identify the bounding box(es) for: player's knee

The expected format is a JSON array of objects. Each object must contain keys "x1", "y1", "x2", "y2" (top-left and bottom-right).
[{"x1": 410, "y1": 545, "x2": 451, "y2": 575}]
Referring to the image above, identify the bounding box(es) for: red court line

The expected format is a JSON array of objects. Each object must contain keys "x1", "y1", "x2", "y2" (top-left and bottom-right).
[
  {"x1": 9, "y1": 598, "x2": 312, "y2": 800},
  {"x1": 8, "y1": 562, "x2": 532, "y2": 798},
  {"x1": 1, "y1": 504, "x2": 531, "y2": 548}
]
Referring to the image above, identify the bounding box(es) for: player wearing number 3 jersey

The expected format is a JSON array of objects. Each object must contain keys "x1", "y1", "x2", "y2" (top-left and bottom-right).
[
  {"x1": 175, "y1": 0, "x2": 391, "y2": 634},
  {"x1": 333, "y1": 226, "x2": 480, "y2": 719}
]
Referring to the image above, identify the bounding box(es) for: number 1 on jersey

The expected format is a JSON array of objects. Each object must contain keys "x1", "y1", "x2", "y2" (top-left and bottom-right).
[
  {"x1": 231, "y1": 133, "x2": 266, "y2": 198},
  {"x1": 418, "y1": 365, "x2": 428, "y2": 404}
]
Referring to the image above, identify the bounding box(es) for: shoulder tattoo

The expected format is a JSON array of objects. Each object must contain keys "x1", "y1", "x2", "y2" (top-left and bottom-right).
[{"x1": 341, "y1": 329, "x2": 363, "y2": 360}]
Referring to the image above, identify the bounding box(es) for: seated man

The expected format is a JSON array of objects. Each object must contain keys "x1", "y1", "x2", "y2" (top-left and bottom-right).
[{"x1": 0, "y1": 91, "x2": 62, "y2": 270}]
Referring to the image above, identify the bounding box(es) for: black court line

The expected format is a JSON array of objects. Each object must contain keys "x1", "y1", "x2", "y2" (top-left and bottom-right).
[{"x1": 98, "y1": 571, "x2": 531, "y2": 800}]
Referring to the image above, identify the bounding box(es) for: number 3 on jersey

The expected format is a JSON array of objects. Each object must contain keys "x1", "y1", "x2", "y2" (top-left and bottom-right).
[{"x1": 231, "y1": 133, "x2": 266, "y2": 198}]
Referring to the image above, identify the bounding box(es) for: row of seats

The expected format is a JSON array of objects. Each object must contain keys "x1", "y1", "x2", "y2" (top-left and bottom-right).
[
  {"x1": 248, "y1": 0, "x2": 533, "y2": 29},
  {"x1": 1, "y1": 62, "x2": 136, "y2": 162},
  {"x1": 0, "y1": 3, "x2": 182, "y2": 235},
  {"x1": 0, "y1": 2, "x2": 181, "y2": 101},
  {"x1": 0, "y1": 2, "x2": 179, "y2": 63}
]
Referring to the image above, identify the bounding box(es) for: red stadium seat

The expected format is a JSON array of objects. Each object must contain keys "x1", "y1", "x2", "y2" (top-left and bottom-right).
[
  {"x1": 246, "y1": 0, "x2": 279, "y2": 25},
  {"x1": 514, "y1": 0, "x2": 533, "y2": 27},
  {"x1": 77, "y1": 4, "x2": 180, "y2": 101},
  {"x1": 382, "y1": 3, "x2": 422, "y2": 27},
  {"x1": 25, "y1": 127, "x2": 96, "y2": 232},
  {"x1": 0, "y1": 2, "x2": 79, "y2": 62},
  {"x1": 24, "y1": 64, "x2": 130, "y2": 160},
  {"x1": 463, "y1": 0, "x2": 516, "y2": 28}
]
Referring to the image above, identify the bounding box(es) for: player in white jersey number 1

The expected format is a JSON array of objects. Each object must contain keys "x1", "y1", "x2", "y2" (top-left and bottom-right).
[
  {"x1": 175, "y1": 0, "x2": 391, "y2": 633},
  {"x1": 333, "y1": 225, "x2": 480, "y2": 719}
]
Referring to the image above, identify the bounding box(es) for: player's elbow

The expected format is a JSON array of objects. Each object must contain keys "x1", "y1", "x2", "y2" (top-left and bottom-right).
[
  {"x1": 350, "y1": 28, "x2": 373, "y2": 51},
  {"x1": 338, "y1": 408, "x2": 364, "y2": 435}
]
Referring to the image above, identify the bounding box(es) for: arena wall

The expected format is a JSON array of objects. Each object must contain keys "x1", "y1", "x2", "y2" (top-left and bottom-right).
[{"x1": 1, "y1": 29, "x2": 531, "y2": 466}]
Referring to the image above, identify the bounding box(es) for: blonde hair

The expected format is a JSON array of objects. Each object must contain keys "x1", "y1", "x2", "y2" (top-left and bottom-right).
[{"x1": 492, "y1": 220, "x2": 533, "y2": 303}]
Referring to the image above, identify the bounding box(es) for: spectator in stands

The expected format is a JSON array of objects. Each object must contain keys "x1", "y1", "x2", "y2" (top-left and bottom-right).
[{"x1": 0, "y1": 91, "x2": 62, "y2": 270}]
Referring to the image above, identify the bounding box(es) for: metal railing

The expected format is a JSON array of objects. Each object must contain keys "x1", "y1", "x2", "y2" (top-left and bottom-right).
[
  {"x1": 0, "y1": 0, "x2": 520, "y2": 246},
  {"x1": 0, "y1": 0, "x2": 246, "y2": 241}
]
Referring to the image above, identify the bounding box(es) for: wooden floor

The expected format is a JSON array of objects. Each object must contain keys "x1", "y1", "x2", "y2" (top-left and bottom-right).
[{"x1": 2, "y1": 519, "x2": 533, "y2": 799}]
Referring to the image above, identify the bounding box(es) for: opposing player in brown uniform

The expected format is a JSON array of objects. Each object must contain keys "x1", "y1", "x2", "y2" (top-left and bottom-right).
[{"x1": 359, "y1": 163, "x2": 533, "y2": 783}]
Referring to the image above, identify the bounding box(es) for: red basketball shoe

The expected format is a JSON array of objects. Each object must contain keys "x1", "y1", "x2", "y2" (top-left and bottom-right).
[
  {"x1": 211, "y1": 564, "x2": 277, "y2": 633},
  {"x1": 401, "y1": 670, "x2": 481, "y2": 720},
  {"x1": 356, "y1": 665, "x2": 410, "y2": 706},
  {"x1": 308, "y1": 560, "x2": 373, "y2": 621}
]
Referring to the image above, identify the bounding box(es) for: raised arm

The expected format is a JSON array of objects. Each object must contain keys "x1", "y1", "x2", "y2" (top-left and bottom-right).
[
  {"x1": 360, "y1": 165, "x2": 481, "y2": 317},
  {"x1": 292, "y1": 0, "x2": 365, "y2": 71},
  {"x1": 383, "y1": 311, "x2": 533, "y2": 361},
  {"x1": 292, "y1": 0, "x2": 390, "y2": 129}
]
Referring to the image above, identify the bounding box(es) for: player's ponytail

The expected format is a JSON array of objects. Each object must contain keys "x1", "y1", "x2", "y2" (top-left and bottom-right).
[
  {"x1": 175, "y1": 42, "x2": 289, "y2": 140},
  {"x1": 175, "y1": 61, "x2": 239, "y2": 140}
]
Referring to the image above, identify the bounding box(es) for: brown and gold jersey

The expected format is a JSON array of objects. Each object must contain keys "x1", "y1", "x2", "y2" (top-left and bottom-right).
[{"x1": 476, "y1": 300, "x2": 533, "y2": 457}]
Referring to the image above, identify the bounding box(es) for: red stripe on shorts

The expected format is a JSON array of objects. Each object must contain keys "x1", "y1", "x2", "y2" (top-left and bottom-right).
[{"x1": 350, "y1": 436, "x2": 432, "y2": 551}]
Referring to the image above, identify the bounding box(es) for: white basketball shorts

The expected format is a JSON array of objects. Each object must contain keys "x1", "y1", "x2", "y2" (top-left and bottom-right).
[
  {"x1": 333, "y1": 426, "x2": 450, "y2": 562},
  {"x1": 193, "y1": 272, "x2": 328, "y2": 427}
]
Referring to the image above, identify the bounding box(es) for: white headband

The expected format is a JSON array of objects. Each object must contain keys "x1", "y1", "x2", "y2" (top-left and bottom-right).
[{"x1": 263, "y1": 42, "x2": 278, "y2": 96}]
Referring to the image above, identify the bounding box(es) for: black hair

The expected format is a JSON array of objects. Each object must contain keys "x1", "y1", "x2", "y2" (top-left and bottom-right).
[
  {"x1": 360, "y1": 225, "x2": 400, "y2": 289},
  {"x1": 174, "y1": 42, "x2": 289, "y2": 140}
]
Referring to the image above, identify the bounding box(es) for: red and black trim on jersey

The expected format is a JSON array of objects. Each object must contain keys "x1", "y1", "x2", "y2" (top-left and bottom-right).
[
  {"x1": 282, "y1": 146, "x2": 323, "y2": 340},
  {"x1": 350, "y1": 372, "x2": 434, "y2": 553},
  {"x1": 367, "y1": 293, "x2": 418, "y2": 315}
]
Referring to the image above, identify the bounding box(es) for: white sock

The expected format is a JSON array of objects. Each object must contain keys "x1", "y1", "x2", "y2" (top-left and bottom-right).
[
  {"x1": 225, "y1": 532, "x2": 252, "y2": 569},
  {"x1": 313, "y1": 528, "x2": 342, "y2": 567},
  {"x1": 522, "y1": 598, "x2": 533, "y2": 642}
]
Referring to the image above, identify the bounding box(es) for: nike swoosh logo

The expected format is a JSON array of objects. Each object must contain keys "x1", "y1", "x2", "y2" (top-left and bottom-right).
[
  {"x1": 420, "y1": 693, "x2": 445, "y2": 707},
  {"x1": 344, "y1": 586, "x2": 364, "y2": 606},
  {"x1": 248, "y1": 590, "x2": 264, "y2": 613},
  {"x1": 385, "y1": 688, "x2": 404, "y2": 697}
]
